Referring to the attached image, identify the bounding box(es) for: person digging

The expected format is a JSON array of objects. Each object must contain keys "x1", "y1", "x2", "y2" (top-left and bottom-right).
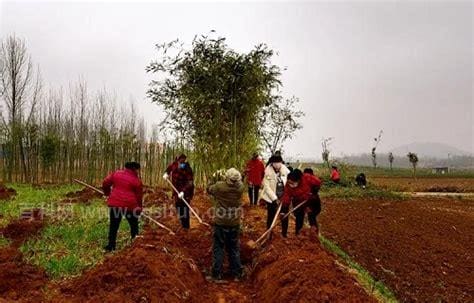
[
  {"x1": 280, "y1": 168, "x2": 322, "y2": 238},
  {"x1": 163, "y1": 154, "x2": 195, "y2": 230},
  {"x1": 102, "y1": 161, "x2": 143, "y2": 252},
  {"x1": 261, "y1": 154, "x2": 290, "y2": 239},
  {"x1": 206, "y1": 168, "x2": 245, "y2": 283}
]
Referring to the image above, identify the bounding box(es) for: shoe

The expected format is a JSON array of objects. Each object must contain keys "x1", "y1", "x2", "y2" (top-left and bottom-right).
[
  {"x1": 233, "y1": 273, "x2": 244, "y2": 282},
  {"x1": 104, "y1": 245, "x2": 115, "y2": 252},
  {"x1": 205, "y1": 275, "x2": 226, "y2": 284}
]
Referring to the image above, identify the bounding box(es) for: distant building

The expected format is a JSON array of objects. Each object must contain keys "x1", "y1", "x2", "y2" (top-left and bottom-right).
[{"x1": 432, "y1": 167, "x2": 449, "y2": 174}]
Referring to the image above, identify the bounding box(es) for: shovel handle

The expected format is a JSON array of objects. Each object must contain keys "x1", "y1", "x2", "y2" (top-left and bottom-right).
[
  {"x1": 73, "y1": 179, "x2": 176, "y2": 235},
  {"x1": 253, "y1": 199, "x2": 308, "y2": 246},
  {"x1": 255, "y1": 202, "x2": 283, "y2": 245},
  {"x1": 165, "y1": 179, "x2": 209, "y2": 227},
  {"x1": 73, "y1": 179, "x2": 105, "y2": 195}
]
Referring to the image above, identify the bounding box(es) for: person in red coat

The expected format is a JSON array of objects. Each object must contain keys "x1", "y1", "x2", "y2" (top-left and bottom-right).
[
  {"x1": 244, "y1": 153, "x2": 265, "y2": 206},
  {"x1": 280, "y1": 169, "x2": 322, "y2": 237},
  {"x1": 102, "y1": 162, "x2": 143, "y2": 252},
  {"x1": 163, "y1": 154, "x2": 195, "y2": 229},
  {"x1": 330, "y1": 165, "x2": 341, "y2": 183}
]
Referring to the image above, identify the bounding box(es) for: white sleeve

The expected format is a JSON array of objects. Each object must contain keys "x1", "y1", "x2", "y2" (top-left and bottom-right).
[{"x1": 262, "y1": 171, "x2": 278, "y2": 202}]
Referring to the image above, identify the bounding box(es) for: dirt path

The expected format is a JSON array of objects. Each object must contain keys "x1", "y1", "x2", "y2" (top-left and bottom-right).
[
  {"x1": 48, "y1": 190, "x2": 376, "y2": 302},
  {"x1": 320, "y1": 197, "x2": 474, "y2": 302}
]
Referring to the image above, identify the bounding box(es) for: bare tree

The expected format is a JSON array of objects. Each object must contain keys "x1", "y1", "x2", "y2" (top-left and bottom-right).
[
  {"x1": 259, "y1": 96, "x2": 304, "y2": 155},
  {"x1": 321, "y1": 137, "x2": 333, "y2": 169},
  {"x1": 388, "y1": 152, "x2": 394, "y2": 170},
  {"x1": 407, "y1": 152, "x2": 419, "y2": 178},
  {"x1": 371, "y1": 130, "x2": 383, "y2": 168},
  {"x1": 0, "y1": 35, "x2": 42, "y2": 181}
]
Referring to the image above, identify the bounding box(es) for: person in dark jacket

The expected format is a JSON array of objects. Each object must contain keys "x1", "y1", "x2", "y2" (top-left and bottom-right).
[
  {"x1": 244, "y1": 153, "x2": 265, "y2": 206},
  {"x1": 207, "y1": 168, "x2": 245, "y2": 282},
  {"x1": 163, "y1": 154, "x2": 194, "y2": 229},
  {"x1": 280, "y1": 169, "x2": 322, "y2": 238},
  {"x1": 355, "y1": 173, "x2": 367, "y2": 188},
  {"x1": 102, "y1": 162, "x2": 143, "y2": 252}
]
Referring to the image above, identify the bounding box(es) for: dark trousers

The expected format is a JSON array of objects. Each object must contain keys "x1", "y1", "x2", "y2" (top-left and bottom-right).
[
  {"x1": 107, "y1": 207, "x2": 139, "y2": 250},
  {"x1": 266, "y1": 201, "x2": 278, "y2": 229},
  {"x1": 248, "y1": 185, "x2": 260, "y2": 205},
  {"x1": 175, "y1": 198, "x2": 190, "y2": 229},
  {"x1": 281, "y1": 197, "x2": 321, "y2": 237},
  {"x1": 212, "y1": 225, "x2": 242, "y2": 279}
]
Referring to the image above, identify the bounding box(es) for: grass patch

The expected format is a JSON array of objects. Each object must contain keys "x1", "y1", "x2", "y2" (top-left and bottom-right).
[
  {"x1": 20, "y1": 199, "x2": 139, "y2": 279},
  {"x1": 320, "y1": 186, "x2": 406, "y2": 200},
  {"x1": 0, "y1": 183, "x2": 80, "y2": 227},
  {"x1": 320, "y1": 235, "x2": 398, "y2": 303},
  {"x1": 0, "y1": 235, "x2": 10, "y2": 248}
]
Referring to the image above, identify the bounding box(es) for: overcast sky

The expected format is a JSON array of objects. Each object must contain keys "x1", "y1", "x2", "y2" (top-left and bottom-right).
[{"x1": 1, "y1": 0, "x2": 472, "y2": 159}]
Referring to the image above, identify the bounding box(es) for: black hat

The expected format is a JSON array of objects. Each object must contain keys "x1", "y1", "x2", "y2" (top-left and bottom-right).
[
  {"x1": 287, "y1": 169, "x2": 303, "y2": 182},
  {"x1": 268, "y1": 155, "x2": 283, "y2": 164},
  {"x1": 125, "y1": 162, "x2": 141, "y2": 170}
]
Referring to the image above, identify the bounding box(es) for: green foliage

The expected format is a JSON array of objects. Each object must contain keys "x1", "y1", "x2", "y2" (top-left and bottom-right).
[
  {"x1": 0, "y1": 235, "x2": 10, "y2": 248},
  {"x1": 0, "y1": 184, "x2": 79, "y2": 227},
  {"x1": 320, "y1": 236, "x2": 398, "y2": 303},
  {"x1": 20, "y1": 199, "x2": 135, "y2": 279},
  {"x1": 147, "y1": 33, "x2": 300, "y2": 177}
]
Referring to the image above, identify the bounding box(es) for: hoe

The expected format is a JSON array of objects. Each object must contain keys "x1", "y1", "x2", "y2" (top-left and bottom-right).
[
  {"x1": 73, "y1": 179, "x2": 176, "y2": 235},
  {"x1": 246, "y1": 200, "x2": 308, "y2": 250}
]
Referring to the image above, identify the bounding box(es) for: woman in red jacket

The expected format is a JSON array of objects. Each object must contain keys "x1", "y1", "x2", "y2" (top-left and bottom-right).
[
  {"x1": 102, "y1": 162, "x2": 143, "y2": 252},
  {"x1": 280, "y1": 169, "x2": 322, "y2": 238}
]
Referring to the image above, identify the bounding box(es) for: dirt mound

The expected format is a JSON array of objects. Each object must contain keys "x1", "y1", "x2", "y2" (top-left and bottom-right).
[
  {"x1": 0, "y1": 246, "x2": 48, "y2": 302},
  {"x1": 0, "y1": 219, "x2": 45, "y2": 245},
  {"x1": 0, "y1": 218, "x2": 48, "y2": 302},
  {"x1": 62, "y1": 187, "x2": 103, "y2": 204},
  {"x1": 253, "y1": 232, "x2": 375, "y2": 303},
  {"x1": 54, "y1": 233, "x2": 210, "y2": 303},
  {"x1": 0, "y1": 184, "x2": 16, "y2": 200},
  {"x1": 143, "y1": 187, "x2": 172, "y2": 207}
]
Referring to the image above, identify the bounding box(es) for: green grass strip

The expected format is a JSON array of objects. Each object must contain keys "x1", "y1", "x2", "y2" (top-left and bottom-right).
[{"x1": 320, "y1": 235, "x2": 398, "y2": 303}]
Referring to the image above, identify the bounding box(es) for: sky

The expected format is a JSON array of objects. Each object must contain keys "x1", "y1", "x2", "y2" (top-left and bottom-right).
[{"x1": 1, "y1": 0, "x2": 472, "y2": 159}]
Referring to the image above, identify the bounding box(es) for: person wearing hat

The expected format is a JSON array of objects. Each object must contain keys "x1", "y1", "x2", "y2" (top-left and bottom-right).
[
  {"x1": 244, "y1": 152, "x2": 265, "y2": 206},
  {"x1": 102, "y1": 161, "x2": 143, "y2": 252},
  {"x1": 207, "y1": 168, "x2": 245, "y2": 282},
  {"x1": 163, "y1": 154, "x2": 195, "y2": 229},
  {"x1": 280, "y1": 168, "x2": 322, "y2": 238},
  {"x1": 261, "y1": 154, "x2": 290, "y2": 232}
]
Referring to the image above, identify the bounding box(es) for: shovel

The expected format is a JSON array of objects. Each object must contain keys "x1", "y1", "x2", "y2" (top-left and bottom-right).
[
  {"x1": 72, "y1": 179, "x2": 175, "y2": 235},
  {"x1": 165, "y1": 179, "x2": 210, "y2": 227},
  {"x1": 246, "y1": 199, "x2": 308, "y2": 250}
]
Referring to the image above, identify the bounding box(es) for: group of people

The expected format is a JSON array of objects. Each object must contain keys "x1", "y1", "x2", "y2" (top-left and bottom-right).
[{"x1": 100, "y1": 152, "x2": 327, "y2": 282}]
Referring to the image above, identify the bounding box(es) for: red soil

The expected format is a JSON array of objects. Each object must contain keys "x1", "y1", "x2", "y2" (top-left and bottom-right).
[
  {"x1": 143, "y1": 186, "x2": 172, "y2": 207},
  {"x1": 0, "y1": 184, "x2": 16, "y2": 200},
  {"x1": 371, "y1": 177, "x2": 474, "y2": 193},
  {"x1": 62, "y1": 188, "x2": 103, "y2": 204},
  {"x1": 0, "y1": 218, "x2": 47, "y2": 302},
  {"x1": 49, "y1": 191, "x2": 374, "y2": 302},
  {"x1": 320, "y1": 197, "x2": 474, "y2": 302}
]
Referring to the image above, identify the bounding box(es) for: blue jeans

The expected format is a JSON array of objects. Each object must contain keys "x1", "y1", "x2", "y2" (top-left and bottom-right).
[{"x1": 212, "y1": 225, "x2": 242, "y2": 278}]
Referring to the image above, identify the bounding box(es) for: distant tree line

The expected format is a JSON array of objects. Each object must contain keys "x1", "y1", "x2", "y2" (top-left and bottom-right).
[
  {"x1": 1, "y1": 34, "x2": 303, "y2": 184},
  {"x1": 0, "y1": 36, "x2": 177, "y2": 185}
]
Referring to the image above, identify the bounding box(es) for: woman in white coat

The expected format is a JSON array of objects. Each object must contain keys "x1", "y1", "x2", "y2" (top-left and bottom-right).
[{"x1": 260, "y1": 155, "x2": 290, "y2": 230}]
